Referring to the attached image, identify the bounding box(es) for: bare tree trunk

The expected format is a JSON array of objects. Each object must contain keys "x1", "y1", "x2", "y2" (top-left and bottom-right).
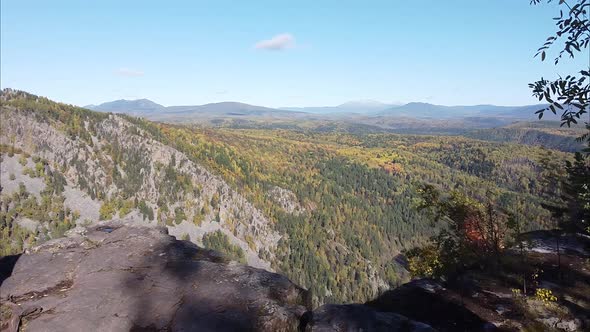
[{"x1": 556, "y1": 231, "x2": 562, "y2": 281}]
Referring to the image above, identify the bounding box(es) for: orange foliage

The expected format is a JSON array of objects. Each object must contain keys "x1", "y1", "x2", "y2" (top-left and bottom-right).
[
  {"x1": 382, "y1": 162, "x2": 403, "y2": 174},
  {"x1": 463, "y1": 214, "x2": 485, "y2": 246}
]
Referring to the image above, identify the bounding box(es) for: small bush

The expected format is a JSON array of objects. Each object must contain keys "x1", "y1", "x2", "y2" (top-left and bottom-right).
[
  {"x1": 193, "y1": 212, "x2": 204, "y2": 226},
  {"x1": 174, "y1": 207, "x2": 186, "y2": 224},
  {"x1": 22, "y1": 167, "x2": 34, "y2": 177},
  {"x1": 99, "y1": 200, "x2": 117, "y2": 220},
  {"x1": 118, "y1": 200, "x2": 134, "y2": 218},
  {"x1": 202, "y1": 230, "x2": 246, "y2": 264},
  {"x1": 406, "y1": 245, "x2": 443, "y2": 278},
  {"x1": 535, "y1": 288, "x2": 557, "y2": 306}
]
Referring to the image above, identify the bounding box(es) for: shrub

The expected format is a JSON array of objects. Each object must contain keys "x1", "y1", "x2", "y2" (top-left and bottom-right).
[
  {"x1": 406, "y1": 245, "x2": 443, "y2": 278},
  {"x1": 99, "y1": 200, "x2": 117, "y2": 220},
  {"x1": 202, "y1": 230, "x2": 246, "y2": 264},
  {"x1": 72, "y1": 210, "x2": 81, "y2": 222},
  {"x1": 535, "y1": 288, "x2": 557, "y2": 306},
  {"x1": 174, "y1": 207, "x2": 186, "y2": 224},
  {"x1": 210, "y1": 193, "x2": 220, "y2": 210},
  {"x1": 245, "y1": 234, "x2": 256, "y2": 251},
  {"x1": 138, "y1": 201, "x2": 154, "y2": 221},
  {"x1": 22, "y1": 167, "x2": 34, "y2": 177},
  {"x1": 193, "y1": 212, "x2": 204, "y2": 226},
  {"x1": 35, "y1": 162, "x2": 45, "y2": 177},
  {"x1": 118, "y1": 200, "x2": 134, "y2": 218}
]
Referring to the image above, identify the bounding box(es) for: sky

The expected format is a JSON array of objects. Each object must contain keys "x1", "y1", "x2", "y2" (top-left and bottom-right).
[{"x1": 1, "y1": 0, "x2": 587, "y2": 108}]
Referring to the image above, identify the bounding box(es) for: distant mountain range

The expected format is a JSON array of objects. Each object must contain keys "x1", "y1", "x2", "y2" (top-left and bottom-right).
[
  {"x1": 86, "y1": 100, "x2": 306, "y2": 121},
  {"x1": 86, "y1": 99, "x2": 165, "y2": 114},
  {"x1": 281, "y1": 100, "x2": 398, "y2": 114},
  {"x1": 85, "y1": 98, "x2": 554, "y2": 122},
  {"x1": 377, "y1": 102, "x2": 549, "y2": 119}
]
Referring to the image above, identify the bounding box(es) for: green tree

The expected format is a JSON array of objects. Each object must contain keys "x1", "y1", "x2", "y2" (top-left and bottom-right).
[
  {"x1": 529, "y1": 0, "x2": 589, "y2": 143},
  {"x1": 531, "y1": 0, "x2": 590, "y2": 236},
  {"x1": 563, "y1": 153, "x2": 590, "y2": 232},
  {"x1": 414, "y1": 185, "x2": 512, "y2": 277}
]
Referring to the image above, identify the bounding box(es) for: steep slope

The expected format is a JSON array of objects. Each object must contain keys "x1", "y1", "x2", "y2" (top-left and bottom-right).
[
  {"x1": 0, "y1": 222, "x2": 440, "y2": 332},
  {"x1": 464, "y1": 127, "x2": 585, "y2": 152},
  {"x1": 0, "y1": 89, "x2": 574, "y2": 307},
  {"x1": 2, "y1": 90, "x2": 422, "y2": 304},
  {"x1": 2, "y1": 223, "x2": 587, "y2": 331},
  {"x1": 0, "y1": 90, "x2": 278, "y2": 270}
]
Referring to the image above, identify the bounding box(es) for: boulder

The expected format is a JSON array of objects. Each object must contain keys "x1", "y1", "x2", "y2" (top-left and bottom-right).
[
  {"x1": 300, "y1": 304, "x2": 436, "y2": 332},
  {"x1": 0, "y1": 223, "x2": 308, "y2": 332},
  {"x1": 366, "y1": 279, "x2": 492, "y2": 331}
]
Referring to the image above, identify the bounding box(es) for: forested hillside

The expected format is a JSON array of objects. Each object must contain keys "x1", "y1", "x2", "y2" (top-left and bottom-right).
[
  {"x1": 464, "y1": 122, "x2": 585, "y2": 152},
  {"x1": 0, "y1": 89, "x2": 574, "y2": 305}
]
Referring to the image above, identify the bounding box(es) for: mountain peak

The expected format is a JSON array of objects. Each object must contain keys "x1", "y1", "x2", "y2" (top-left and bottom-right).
[{"x1": 86, "y1": 98, "x2": 165, "y2": 113}]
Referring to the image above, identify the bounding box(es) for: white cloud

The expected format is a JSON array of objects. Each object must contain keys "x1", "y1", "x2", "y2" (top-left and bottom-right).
[
  {"x1": 254, "y1": 33, "x2": 295, "y2": 51},
  {"x1": 115, "y1": 68, "x2": 144, "y2": 77}
]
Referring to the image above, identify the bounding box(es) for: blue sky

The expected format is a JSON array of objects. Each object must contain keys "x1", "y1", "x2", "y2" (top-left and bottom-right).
[{"x1": 1, "y1": 0, "x2": 586, "y2": 107}]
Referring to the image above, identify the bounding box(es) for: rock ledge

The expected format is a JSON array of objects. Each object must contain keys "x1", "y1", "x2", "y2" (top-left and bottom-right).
[{"x1": 0, "y1": 223, "x2": 307, "y2": 332}]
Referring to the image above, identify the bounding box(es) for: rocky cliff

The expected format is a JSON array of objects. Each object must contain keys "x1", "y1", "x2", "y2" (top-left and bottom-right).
[
  {"x1": 2, "y1": 91, "x2": 588, "y2": 331},
  {"x1": 0, "y1": 223, "x2": 303, "y2": 331},
  {"x1": 2, "y1": 224, "x2": 589, "y2": 331},
  {"x1": 0, "y1": 106, "x2": 279, "y2": 270},
  {"x1": 0, "y1": 223, "x2": 434, "y2": 332}
]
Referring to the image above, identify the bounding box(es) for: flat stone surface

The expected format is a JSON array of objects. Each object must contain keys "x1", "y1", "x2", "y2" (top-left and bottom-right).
[{"x1": 0, "y1": 223, "x2": 308, "y2": 332}]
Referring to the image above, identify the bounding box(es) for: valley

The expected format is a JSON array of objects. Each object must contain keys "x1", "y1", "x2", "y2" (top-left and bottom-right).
[
  {"x1": 2, "y1": 0, "x2": 589, "y2": 329},
  {"x1": 87, "y1": 97, "x2": 586, "y2": 152},
  {"x1": 0, "y1": 89, "x2": 577, "y2": 306}
]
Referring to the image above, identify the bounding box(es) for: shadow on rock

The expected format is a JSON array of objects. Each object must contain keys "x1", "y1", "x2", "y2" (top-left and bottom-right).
[
  {"x1": 366, "y1": 279, "x2": 493, "y2": 332},
  {"x1": 0, "y1": 254, "x2": 21, "y2": 287},
  {"x1": 0, "y1": 222, "x2": 308, "y2": 332}
]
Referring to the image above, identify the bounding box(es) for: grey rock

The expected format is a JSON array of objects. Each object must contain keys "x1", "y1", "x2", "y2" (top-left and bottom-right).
[
  {"x1": 0, "y1": 154, "x2": 46, "y2": 199},
  {"x1": 0, "y1": 223, "x2": 308, "y2": 332},
  {"x1": 301, "y1": 304, "x2": 437, "y2": 332},
  {"x1": 538, "y1": 317, "x2": 583, "y2": 332},
  {"x1": 556, "y1": 319, "x2": 582, "y2": 332},
  {"x1": 365, "y1": 279, "x2": 492, "y2": 331},
  {"x1": 267, "y1": 185, "x2": 305, "y2": 215},
  {"x1": 0, "y1": 108, "x2": 281, "y2": 271}
]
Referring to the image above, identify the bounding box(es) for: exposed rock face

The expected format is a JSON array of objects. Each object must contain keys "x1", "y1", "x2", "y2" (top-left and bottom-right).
[
  {"x1": 0, "y1": 223, "x2": 308, "y2": 332},
  {"x1": 519, "y1": 230, "x2": 590, "y2": 257},
  {"x1": 5, "y1": 224, "x2": 587, "y2": 331},
  {"x1": 0, "y1": 108, "x2": 279, "y2": 270},
  {"x1": 267, "y1": 186, "x2": 305, "y2": 215},
  {"x1": 0, "y1": 223, "x2": 442, "y2": 332},
  {"x1": 0, "y1": 155, "x2": 46, "y2": 199}
]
